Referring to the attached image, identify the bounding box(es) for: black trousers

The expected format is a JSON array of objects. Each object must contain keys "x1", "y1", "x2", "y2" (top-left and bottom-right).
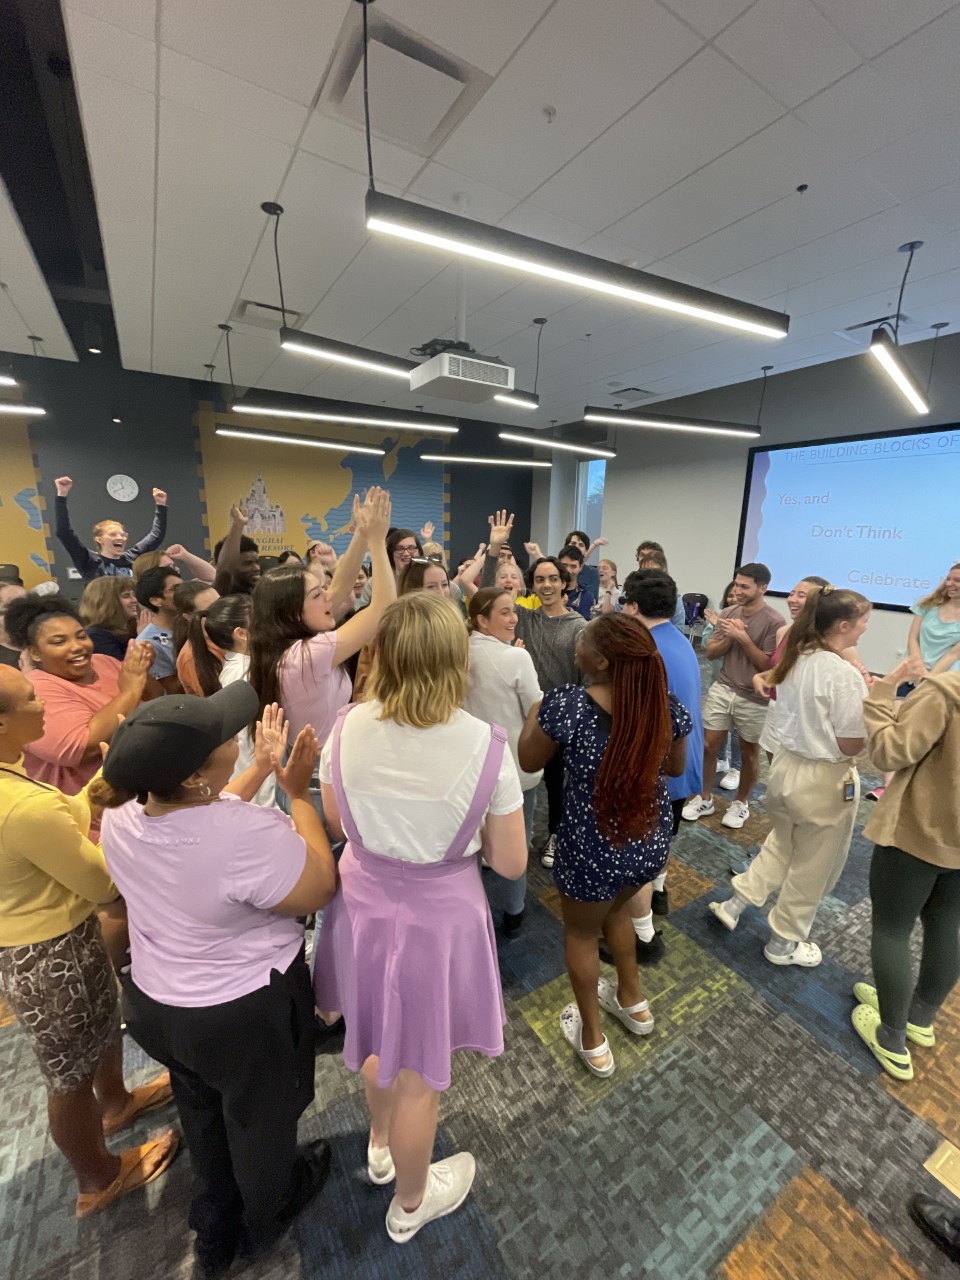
[
  {"x1": 123, "y1": 951, "x2": 316, "y2": 1251},
  {"x1": 543, "y1": 755, "x2": 565, "y2": 835}
]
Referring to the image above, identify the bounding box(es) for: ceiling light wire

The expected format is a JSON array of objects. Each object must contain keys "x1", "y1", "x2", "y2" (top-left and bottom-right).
[
  {"x1": 218, "y1": 323, "x2": 236, "y2": 399},
  {"x1": 894, "y1": 242, "x2": 922, "y2": 341},
  {"x1": 533, "y1": 317, "x2": 547, "y2": 394},
  {"x1": 781, "y1": 183, "x2": 808, "y2": 314},
  {"x1": 757, "y1": 365, "x2": 772, "y2": 427},
  {"x1": 926, "y1": 322, "x2": 947, "y2": 396},
  {"x1": 361, "y1": 0, "x2": 376, "y2": 191},
  {"x1": 272, "y1": 211, "x2": 287, "y2": 328}
]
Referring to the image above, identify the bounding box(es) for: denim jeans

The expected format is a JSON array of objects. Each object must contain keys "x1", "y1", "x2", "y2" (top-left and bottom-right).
[{"x1": 488, "y1": 787, "x2": 536, "y2": 916}]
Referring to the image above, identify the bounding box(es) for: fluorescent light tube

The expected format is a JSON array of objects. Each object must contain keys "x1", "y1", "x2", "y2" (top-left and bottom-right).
[
  {"x1": 279, "y1": 326, "x2": 415, "y2": 380},
  {"x1": 499, "y1": 430, "x2": 615, "y2": 458},
  {"x1": 0, "y1": 375, "x2": 16, "y2": 387},
  {"x1": 231, "y1": 403, "x2": 458, "y2": 435},
  {"x1": 421, "y1": 453, "x2": 552, "y2": 468},
  {"x1": 0, "y1": 402, "x2": 45, "y2": 416},
  {"x1": 366, "y1": 191, "x2": 790, "y2": 340},
  {"x1": 867, "y1": 328, "x2": 929, "y2": 415},
  {"x1": 216, "y1": 427, "x2": 385, "y2": 455},
  {"x1": 494, "y1": 390, "x2": 539, "y2": 410},
  {"x1": 583, "y1": 407, "x2": 759, "y2": 438}
]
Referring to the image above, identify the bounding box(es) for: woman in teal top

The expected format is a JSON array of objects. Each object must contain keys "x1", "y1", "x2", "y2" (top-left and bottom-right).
[{"x1": 909, "y1": 563, "x2": 960, "y2": 674}]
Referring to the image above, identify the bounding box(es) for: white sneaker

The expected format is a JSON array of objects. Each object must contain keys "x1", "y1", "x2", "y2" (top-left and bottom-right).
[
  {"x1": 541, "y1": 834, "x2": 556, "y2": 868},
  {"x1": 719, "y1": 768, "x2": 741, "y2": 791},
  {"x1": 715, "y1": 757, "x2": 730, "y2": 775},
  {"x1": 368, "y1": 1137, "x2": 395, "y2": 1185},
  {"x1": 722, "y1": 800, "x2": 750, "y2": 829},
  {"x1": 385, "y1": 1153, "x2": 476, "y2": 1244},
  {"x1": 681, "y1": 796, "x2": 715, "y2": 822}
]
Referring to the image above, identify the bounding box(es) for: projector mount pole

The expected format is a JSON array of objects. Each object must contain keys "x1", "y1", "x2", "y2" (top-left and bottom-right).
[{"x1": 454, "y1": 192, "x2": 468, "y2": 342}]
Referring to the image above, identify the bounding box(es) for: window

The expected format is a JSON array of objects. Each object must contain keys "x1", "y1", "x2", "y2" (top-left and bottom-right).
[{"x1": 575, "y1": 458, "x2": 606, "y2": 543}]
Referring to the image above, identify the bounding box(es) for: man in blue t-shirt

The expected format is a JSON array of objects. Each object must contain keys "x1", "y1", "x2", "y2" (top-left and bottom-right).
[
  {"x1": 600, "y1": 569, "x2": 703, "y2": 965},
  {"x1": 134, "y1": 566, "x2": 182, "y2": 692}
]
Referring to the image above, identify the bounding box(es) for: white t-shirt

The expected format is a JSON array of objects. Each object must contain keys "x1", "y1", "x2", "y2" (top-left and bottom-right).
[
  {"x1": 763, "y1": 649, "x2": 866, "y2": 762},
  {"x1": 318, "y1": 702, "x2": 523, "y2": 863},
  {"x1": 464, "y1": 632, "x2": 543, "y2": 791},
  {"x1": 220, "y1": 650, "x2": 279, "y2": 809}
]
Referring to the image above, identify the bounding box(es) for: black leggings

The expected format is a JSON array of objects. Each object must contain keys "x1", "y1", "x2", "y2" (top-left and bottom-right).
[{"x1": 869, "y1": 844, "x2": 960, "y2": 1031}]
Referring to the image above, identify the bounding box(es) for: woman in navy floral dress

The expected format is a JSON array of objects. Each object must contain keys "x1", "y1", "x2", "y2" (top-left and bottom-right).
[{"x1": 519, "y1": 615, "x2": 691, "y2": 1078}]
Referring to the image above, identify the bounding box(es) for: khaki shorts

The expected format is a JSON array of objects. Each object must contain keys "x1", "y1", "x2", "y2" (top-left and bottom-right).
[{"x1": 702, "y1": 681, "x2": 769, "y2": 745}]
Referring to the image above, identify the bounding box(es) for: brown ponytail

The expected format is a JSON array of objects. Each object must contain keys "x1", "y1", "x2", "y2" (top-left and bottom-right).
[
  {"x1": 87, "y1": 776, "x2": 137, "y2": 810},
  {"x1": 467, "y1": 587, "x2": 511, "y2": 633},
  {"x1": 590, "y1": 615, "x2": 673, "y2": 846},
  {"x1": 770, "y1": 585, "x2": 870, "y2": 685}
]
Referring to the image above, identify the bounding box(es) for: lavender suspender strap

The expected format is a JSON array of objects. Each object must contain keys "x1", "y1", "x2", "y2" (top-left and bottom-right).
[
  {"x1": 441, "y1": 724, "x2": 508, "y2": 863},
  {"x1": 329, "y1": 706, "x2": 365, "y2": 848}
]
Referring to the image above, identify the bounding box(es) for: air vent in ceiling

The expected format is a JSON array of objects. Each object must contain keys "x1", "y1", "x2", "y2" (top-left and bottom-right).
[
  {"x1": 317, "y1": 6, "x2": 491, "y2": 156},
  {"x1": 833, "y1": 312, "x2": 911, "y2": 345},
  {"x1": 605, "y1": 385, "x2": 654, "y2": 401},
  {"x1": 230, "y1": 299, "x2": 304, "y2": 332}
]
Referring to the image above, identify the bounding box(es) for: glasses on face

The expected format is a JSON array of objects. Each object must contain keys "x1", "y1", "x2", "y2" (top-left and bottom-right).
[{"x1": 395, "y1": 544, "x2": 417, "y2": 557}]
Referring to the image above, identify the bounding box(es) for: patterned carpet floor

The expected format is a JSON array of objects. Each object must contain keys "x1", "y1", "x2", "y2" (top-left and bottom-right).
[{"x1": 2, "y1": 692, "x2": 958, "y2": 1277}]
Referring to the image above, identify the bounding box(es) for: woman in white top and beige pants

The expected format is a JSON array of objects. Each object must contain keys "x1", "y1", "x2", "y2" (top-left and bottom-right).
[
  {"x1": 709, "y1": 587, "x2": 871, "y2": 967},
  {"x1": 464, "y1": 588, "x2": 544, "y2": 936}
]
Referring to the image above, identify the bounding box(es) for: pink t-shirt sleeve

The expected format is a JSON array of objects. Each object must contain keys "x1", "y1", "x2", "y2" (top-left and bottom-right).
[
  {"x1": 221, "y1": 796, "x2": 307, "y2": 911},
  {"x1": 27, "y1": 659, "x2": 120, "y2": 767}
]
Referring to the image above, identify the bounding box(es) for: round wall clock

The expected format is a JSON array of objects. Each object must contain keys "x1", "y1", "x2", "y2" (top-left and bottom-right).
[{"x1": 106, "y1": 474, "x2": 139, "y2": 502}]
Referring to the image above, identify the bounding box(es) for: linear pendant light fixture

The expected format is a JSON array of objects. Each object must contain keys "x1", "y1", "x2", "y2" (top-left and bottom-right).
[
  {"x1": 0, "y1": 374, "x2": 16, "y2": 387},
  {"x1": 494, "y1": 389, "x2": 539, "y2": 410},
  {"x1": 422, "y1": 452, "x2": 552, "y2": 468},
  {"x1": 866, "y1": 242, "x2": 929, "y2": 415},
  {"x1": 0, "y1": 401, "x2": 46, "y2": 416},
  {"x1": 231, "y1": 402, "x2": 458, "y2": 435},
  {"x1": 216, "y1": 426, "x2": 385, "y2": 456},
  {"x1": 279, "y1": 326, "x2": 415, "y2": 379},
  {"x1": 583, "y1": 406, "x2": 760, "y2": 439},
  {"x1": 499, "y1": 430, "x2": 615, "y2": 459},
  {"x1": 365, "y1": 191, "x2": 790, "y2": 340}
]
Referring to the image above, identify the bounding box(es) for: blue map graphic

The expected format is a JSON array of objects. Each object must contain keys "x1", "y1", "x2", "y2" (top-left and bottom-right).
[{"x1": 14, "y1": 487, "x2": 43, "y2": 530}]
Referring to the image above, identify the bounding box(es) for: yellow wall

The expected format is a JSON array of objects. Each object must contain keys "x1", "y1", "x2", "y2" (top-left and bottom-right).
[{"x1": 0, "y1": 417, "x2": 53, "y2": 586}]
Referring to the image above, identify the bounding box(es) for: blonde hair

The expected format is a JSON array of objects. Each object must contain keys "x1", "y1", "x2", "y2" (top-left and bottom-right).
[
  {"x1": 916, "y1": 563, "x2": 960, "y2": 610},
  {"x1": 132, "y1": 550, "x2": 164, "y2": 580},
  {"x1": 421, "y1": 541, "x2": 446, "y2": 565},
  {"x1": 599, "y1": 558, "x2": 619, "y2": 586},
  {"x1": 79, "y1": 576, "x2": 136, "y2": 637},
  {"x1": 368, "y1": 593, "x2": 467, "y2": 728},
  {"x1": 92, "y1": 518, "x2": 124, "y2": 543}
]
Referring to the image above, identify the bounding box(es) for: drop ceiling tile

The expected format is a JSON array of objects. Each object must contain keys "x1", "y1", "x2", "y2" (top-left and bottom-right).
[
  {"x1": 376, "y1": 0, "x2": 554, "y2": 76},
  {"x1": 65, "y1": 0, "x2": 156, "y2": 41},
  {"x1": 856, "y1": 113, "x2": 960, "y2": 202},
  {"x1": 63, "y1": 8, "x2": 156, "y2": 93},
  {"x1": 434, "y1": 0, "x2": 703, "y2": 200},
  {"x1": 903, "y1": 179, "x2": 960, "y2": 236},
  {"x1": 160, "y1": 0, "x2": 351, "y2": 106},
  {"x1": 301, "y1": 115, "x2": 425, "y2": 188},
  {"x1": 406, "y1": 164, "x2": 518, "y2": 225},
  {"x1": 871, "y1": 7, "x2": 960, "y2": 118},
  {"x1": 658, "y1": 0, "x2": 753, "y2": 37},
  {"x1": 159, "y1": 49, "x2": 307, "y2": 144},
  {"x1": 796, "y1": 65, "x2": 930, "y2": 162},
  {"x1": 496, "y1": 204, "x2": 594, "y2": 250},
  {"x1": 0, "y1": 182, "x2": 76, "y2": 361},
  {"x1": 808, "y1": 0, "x2": 958, "y2": 58},
  {"x1": 716, "y1": 0, "x2": 862, "y2": 108},
  {"x1": 530, "y1": 48, "x2": 784, "y2": 232}
]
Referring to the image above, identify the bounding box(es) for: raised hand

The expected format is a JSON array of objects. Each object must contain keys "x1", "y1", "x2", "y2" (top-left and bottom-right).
[
  {"x1": 230, "y1": 503, "x2": 249, "y2": 526},
  {"x1": 883, "y1": 655, "x2": 926, "y2": 687},
  {"x1": 118, "y1": 640, "x2": 153, "y2": 697},
  {"x1": 152, "y1": 488, "x2": 168, "y2": 506},
  {"x1": 55, "y1": 476, "x2": 73, "y2": 497},
  {"x1": 523, "y1": 540, "x2": 543, "y2": 560},
  {"x1": 255, "y1": 702, "x2": 289, "y2": 772},
  {"x1": 356, "y1": 486, "x2": 392, "y2": 543},
  {"x1": 307, "y1": 542, "x2": 337, "y2": 567},
  {"x1": 275, "y1": 725, "x2": 319, "y2": 799},
  {"x1": 592, "y1": 536, "x2": 609, "y2": 548},
  {"x1": 420, "y1": 520, "x2": 435, "y2": 542},
  {"x1": 165, "y1": 543, "x2": 186, "y2": 560},
  {"x1": 488, "y1": 509, "x2": 515, "y2": 549}
]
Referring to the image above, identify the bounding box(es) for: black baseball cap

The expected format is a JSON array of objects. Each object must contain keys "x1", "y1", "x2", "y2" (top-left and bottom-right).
[{"x1": 103, "y1": 682, "x2": 257, "y2": 795}]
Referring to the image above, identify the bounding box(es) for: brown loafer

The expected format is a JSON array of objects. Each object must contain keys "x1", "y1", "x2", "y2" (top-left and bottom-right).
[
  {"x1": 76, "y1": 1130, "x2": 179, "y2": 1218},
  {"x1": 102, "y1": 1073, "x2": 173, "y2": 1137}
]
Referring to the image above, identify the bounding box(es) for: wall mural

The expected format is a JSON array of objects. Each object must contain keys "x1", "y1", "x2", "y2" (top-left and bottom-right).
[
  {"x1": 196, "y1": 403, "x2": 448, "y2": 559},
  {"x1": 0, "y1": 418, "x2": 54, "y2": 586}
]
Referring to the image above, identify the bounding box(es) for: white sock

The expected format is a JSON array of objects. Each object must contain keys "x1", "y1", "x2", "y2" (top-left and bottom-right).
[
  {"x1": 632, "y1": 912, "x2": 655, "y2": 943},
  {"x1": 652, "y1": 873, "x2": 667, "y2": 893},
  {"x1": 726, "y1": 894, "x2": 749, "y2": 921}
]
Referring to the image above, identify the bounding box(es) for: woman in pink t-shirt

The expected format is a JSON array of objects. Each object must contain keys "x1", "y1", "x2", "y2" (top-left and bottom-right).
[
  {"x1": 5, "y1": 596, "x2": 154, "y2": 797},
  {"x1": 248, "y1": 488, "x2": 396, "y2": 814}
]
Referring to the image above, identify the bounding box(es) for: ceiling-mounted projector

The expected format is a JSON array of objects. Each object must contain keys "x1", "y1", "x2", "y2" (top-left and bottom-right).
[{"x1": 408, "y1": 338, "x2": 515, "y2": 403}]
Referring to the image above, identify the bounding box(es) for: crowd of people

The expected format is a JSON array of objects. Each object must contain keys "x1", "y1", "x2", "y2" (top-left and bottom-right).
[{"x1": 0, "y1": 476, "x2": 958, "y2": 1271}]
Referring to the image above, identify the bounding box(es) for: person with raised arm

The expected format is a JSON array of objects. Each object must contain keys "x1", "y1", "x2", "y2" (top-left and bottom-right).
[
  {"x1": 54, "y1": 477, "x2": 168, "y2": 581},
  {"x1": 213, "y1": 505, "x2": 261, "y2": 597}
]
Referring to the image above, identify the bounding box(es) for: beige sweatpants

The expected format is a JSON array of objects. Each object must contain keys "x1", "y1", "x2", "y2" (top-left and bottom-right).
[{"x1": 731, "y1": 749, "x2": 859, "y2": 943}]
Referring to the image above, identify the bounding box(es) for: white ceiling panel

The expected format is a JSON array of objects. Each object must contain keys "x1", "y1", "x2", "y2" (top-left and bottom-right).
[
  {"x1": 159, "y1": 49, "x2": 308, "y2": 145},
  {"x1": 808, "y1": 0, "x2": 959, "y2": 59},
  {"x1": 433, "y1": 0, "x2": 703, "y2": 200},
  {"x1": 406, "y1": 164, "x2": 518, "y2": 225},
  {"x1": 796, "y1": 66, "x2": 931, "y2": 163},
  {"x1": 905, "y1": 181, "x2": 960, "y2": 237},
  {"x1": 857, "y1": 112, "x2": 960, "y2": 203},
  {"x1": 496, "y1": 204, "x2": 594, "y2": 250},
  {"x1": 376, "y1": 0, "x2": 554, "y2": 76},
  {"x1": 301, "y1": 115, "x2": 426, "y2": 189},
  {"x1": 716, "y1": 0, "x2": 861, "y2": 108},
  {"x1": 160, "y1": 0, "x2": 351, "y2": 106},
  {"x1": 0, "y1": 181, "x2": 76, "y2": 361},
  {"x1": 529, "y1": 48, "x2": 783, "y2": 233},
  {"x1": 870, "y1": 6, "x2": 960, "y2": 119},
  {"x1": 658, "y1": 0, "x2": 754, "y2": 39},
  {"x1": 63, "y1": 8, "x2": 156, "y2": 93},
  {"x1": 66, "y1": 0, "x2": 156, "y2": 42}
]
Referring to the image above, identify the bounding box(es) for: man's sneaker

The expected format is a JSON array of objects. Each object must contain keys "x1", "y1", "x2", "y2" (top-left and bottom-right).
[
  {"x1": 681, "y1": 796, "x2": 714, "y2": 822},
  {"x1": 719, "y1": 768, "x2": 741, "y2": 791},
  {"x1": 541, "y1": 834, "x2": 556, "y2": 868},
  {"x1": 385, "y1": 1153, "x2": 476, "y2": 1244},
  {"x1": 651, "y1": 887, "x2": 669, "y2": 916},
  {"x1": 722, "y1": 800, "x2": 750, "y2": 829},
  {"x1": 729, "y1": 845, "x2": 760, "y2": 875},
  {"x1": 715, "y1": 757, "x2": 730, "y2": 775}
]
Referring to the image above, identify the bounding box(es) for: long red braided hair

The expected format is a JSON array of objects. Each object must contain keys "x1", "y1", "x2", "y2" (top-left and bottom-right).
[{"x1": 589, "y1": 614, "x2": 673, "y2": 846}]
